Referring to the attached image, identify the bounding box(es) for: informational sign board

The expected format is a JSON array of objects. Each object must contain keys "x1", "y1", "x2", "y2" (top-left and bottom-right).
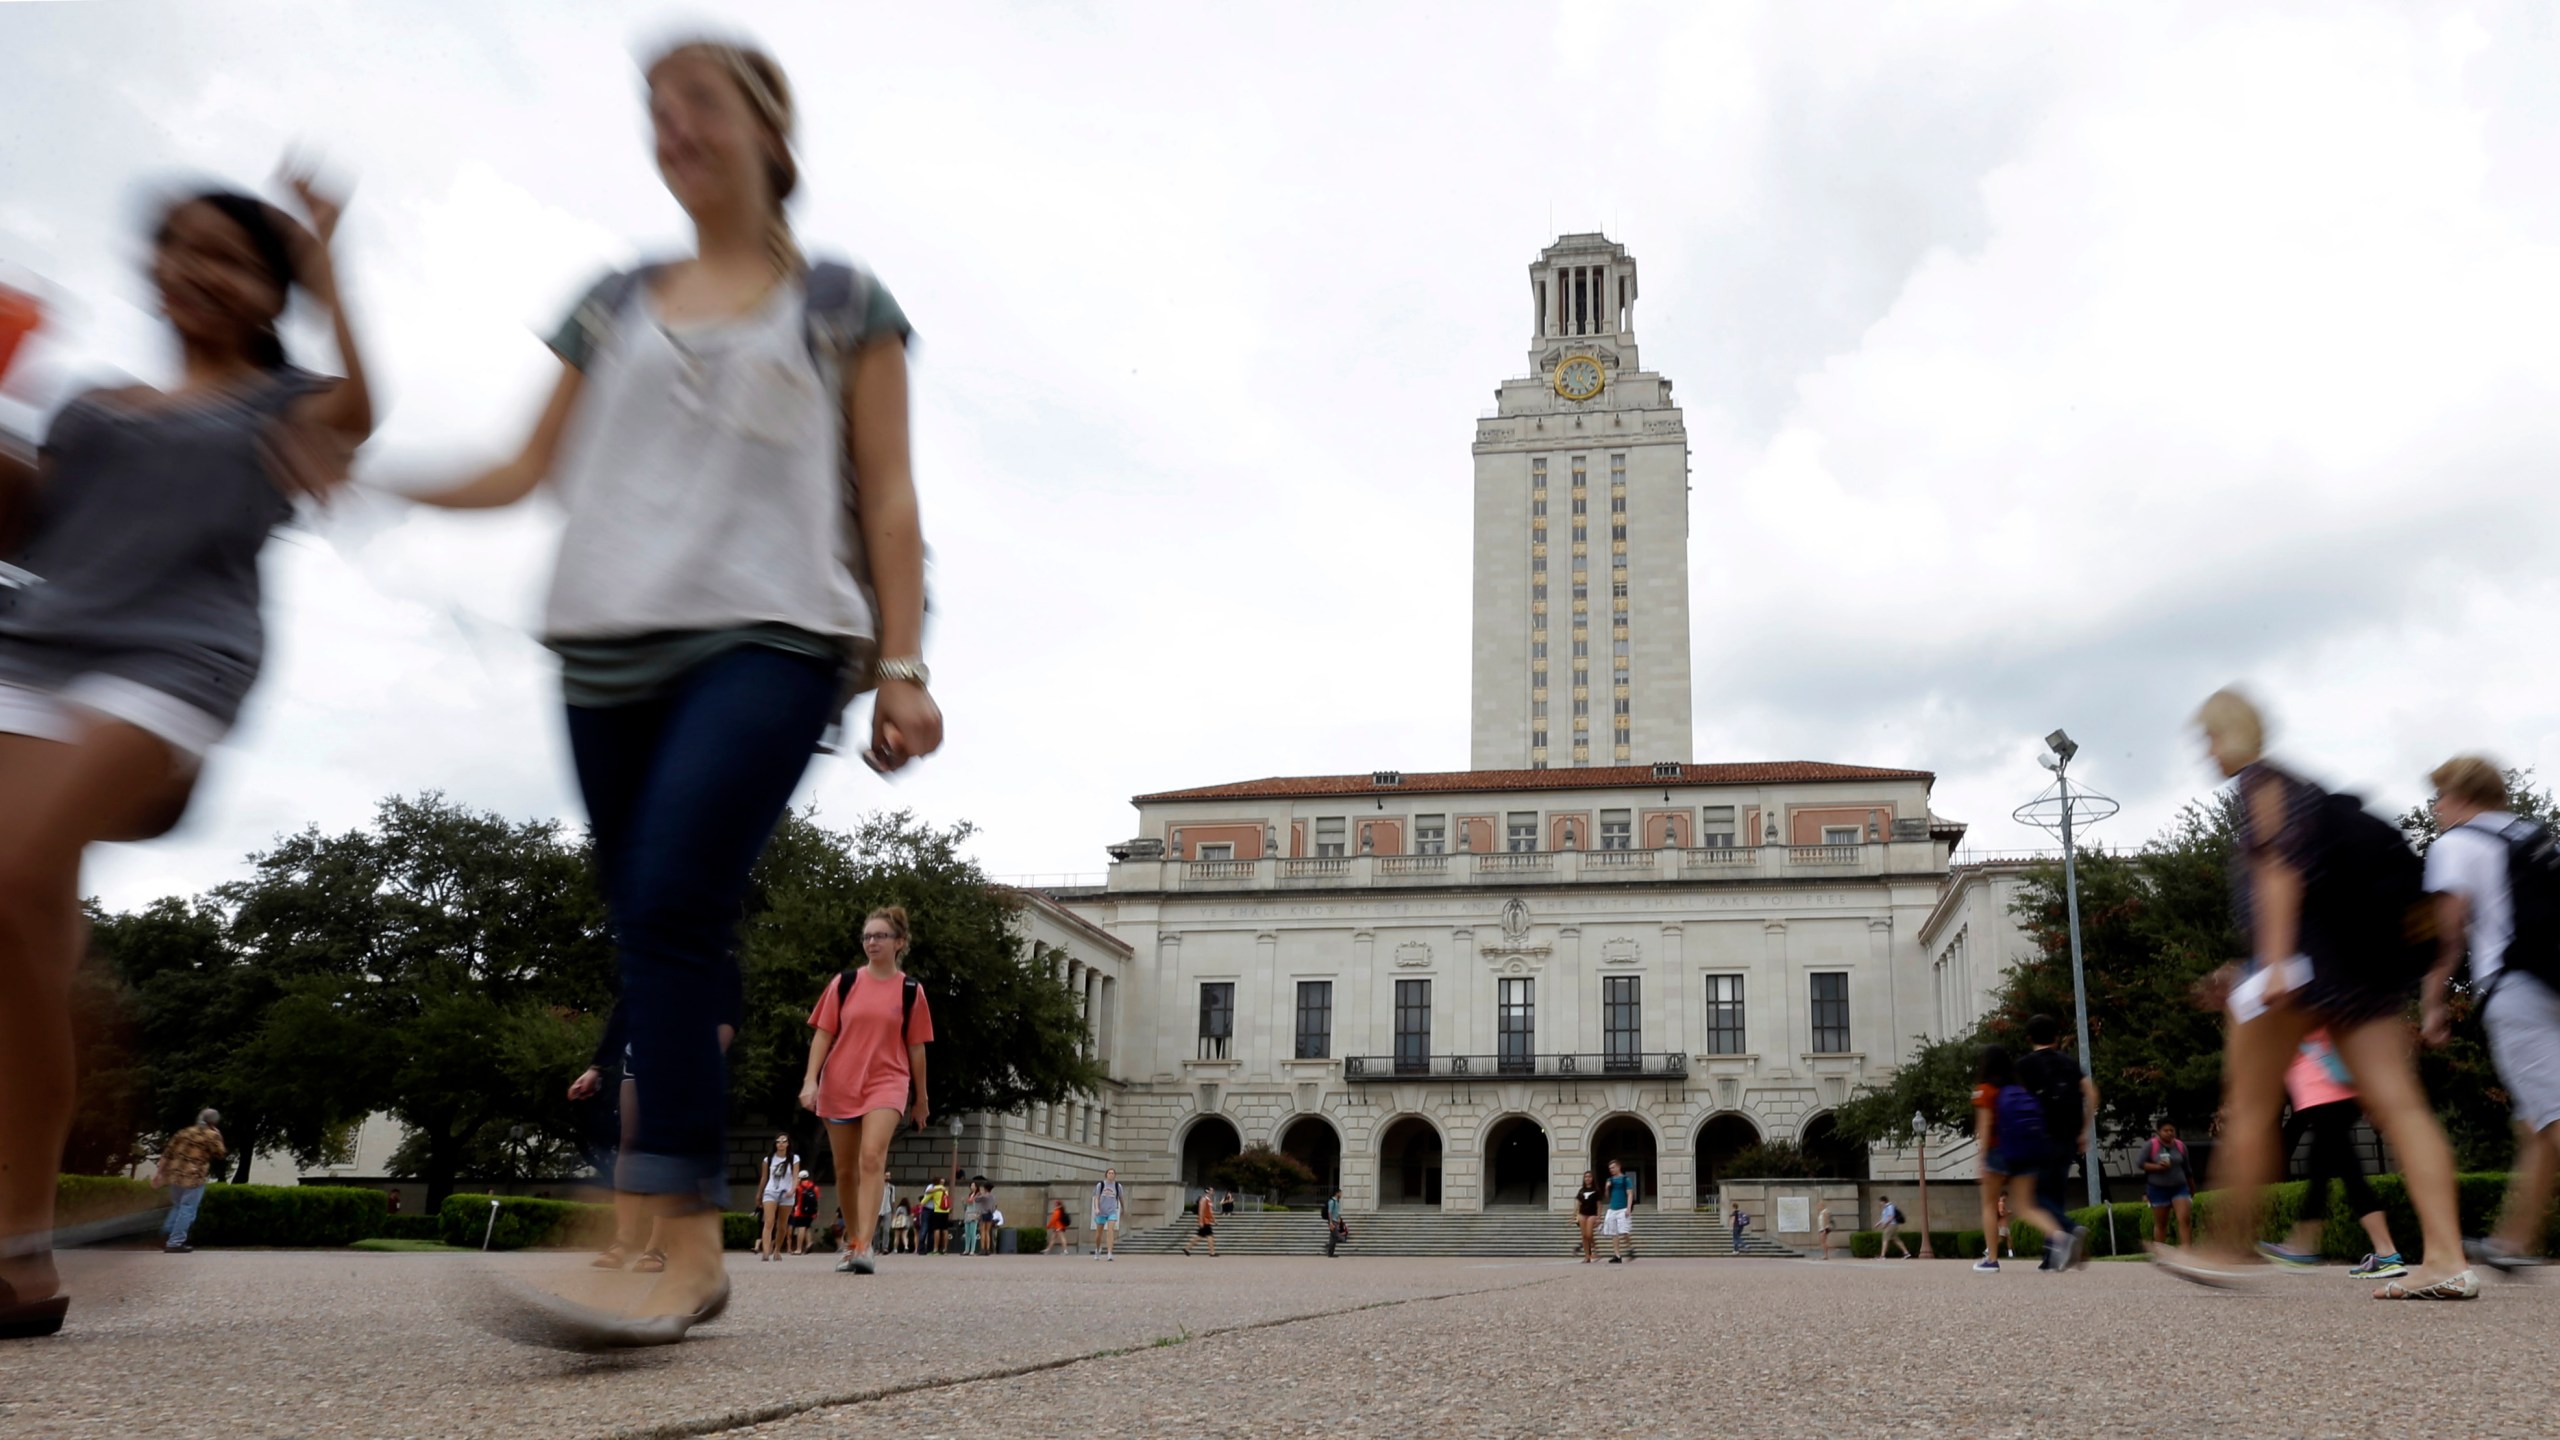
[{"x1": 1776, "y1": 1196, "x2": 1812, "y2": 1234}]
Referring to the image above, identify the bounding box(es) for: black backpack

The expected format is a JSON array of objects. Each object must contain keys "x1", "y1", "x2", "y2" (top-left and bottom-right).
[
  {"x1": 2298, "y1": 791, "x2": 2436, "y2": 988},
  {"x1": 2019, "y1": 1048, "x2": 2084, "y2": 1145},
  {"x1": 2469, "y1": 817, "x2": 2560, "y2": 999},
  {"x1": 833, "y1": 968, "x2": 923, "y2": 1043}
]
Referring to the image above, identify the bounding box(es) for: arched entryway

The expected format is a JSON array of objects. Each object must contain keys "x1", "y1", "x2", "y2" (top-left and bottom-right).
[
  {"x1": 1378, "y1": 1115, "x2": 1443, "y2": 1206},
  {"x1": 1180, "y1": 1114, "x2": 1242, "y2": 1192},
  {"x1": 1589, "y1": 1113, "x2": 1659, "y2": 1204},
  {"x1": 1694, "y1": 1112, "x2": 1761, "y2": 1196},
  {"x1": 1277, "y1": 1114, "x2": 1342, "y2": 1204},
  {"x1": 1798, "y1": 1111, "x2": 1869, "y2": 1179},
  {"x1": 1484, "y1": 1115, "x2": 1549, "y2": 1207}
]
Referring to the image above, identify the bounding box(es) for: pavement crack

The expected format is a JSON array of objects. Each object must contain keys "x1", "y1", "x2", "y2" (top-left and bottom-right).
[{"x1": 610, "y1": 1277, "x2": 1564, "y2": 1440}]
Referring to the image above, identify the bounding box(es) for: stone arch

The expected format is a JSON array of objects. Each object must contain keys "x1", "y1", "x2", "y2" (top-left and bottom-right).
[
  {"x1": 1589, "y1": 1111, "x2": 1662, "y2": 1204},
  {"x1": 1175, "y1": 1112, "x2": 1242, "y2": 1193},
  {"x1": 1797, "y1": 1110, "x2": 1869, "y2": 1179},
  {"x1": 1480, "y1": 1112, "x2": 1550, "y2": 1207},
  {"x1": 1276, "y1": 1113, "x2": 1342, "y2": 1203},
  {"x1": 1376, "y1": 1113, "x2": 1444, "y2": 1207},
  {"x1": 1694, "y1": 1111, "x2": 1763, "y2": 1196}
]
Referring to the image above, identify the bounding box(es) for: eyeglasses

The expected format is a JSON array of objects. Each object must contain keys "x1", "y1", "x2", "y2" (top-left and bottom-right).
[{"x1": 861, "y1": 932, "x2": 899, "y2": 943}]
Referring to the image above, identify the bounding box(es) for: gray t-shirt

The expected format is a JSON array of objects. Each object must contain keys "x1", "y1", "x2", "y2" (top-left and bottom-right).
[
  {"x1": 0, "y1": 372, "x2": 320, "y2": 720},
  {"x1": 2145, "y1": 1138, "x2": 2190, "y2": 1189}
]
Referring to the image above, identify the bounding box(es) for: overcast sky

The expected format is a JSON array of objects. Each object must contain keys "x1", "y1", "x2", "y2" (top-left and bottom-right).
[{"x1": 8, "y1": 0, "x2": 2560, "y2": 910}]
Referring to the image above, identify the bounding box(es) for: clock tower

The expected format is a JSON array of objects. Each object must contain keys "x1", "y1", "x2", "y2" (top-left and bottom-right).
[{"x1": 1469, "y1": 233, "x2": 1693, "y2": 770}]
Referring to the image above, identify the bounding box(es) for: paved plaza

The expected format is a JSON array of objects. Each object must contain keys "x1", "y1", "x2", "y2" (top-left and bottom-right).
[{"x1": 13, "y1": 1248, "x2": 2560, "y2": 1439}]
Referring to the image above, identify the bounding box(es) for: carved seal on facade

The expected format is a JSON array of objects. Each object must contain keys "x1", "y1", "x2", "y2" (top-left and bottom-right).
[{"x1": 1393, "y1": 941, "x2": 1433, "y2": 969}]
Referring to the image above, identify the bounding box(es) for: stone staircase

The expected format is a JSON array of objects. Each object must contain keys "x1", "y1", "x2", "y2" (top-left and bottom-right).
[{"x1": 1113, "y1": 1204, "x2": 1800, "y2": 1258}]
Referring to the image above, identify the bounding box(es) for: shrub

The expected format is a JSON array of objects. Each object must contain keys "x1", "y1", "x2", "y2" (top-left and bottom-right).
[
  {"x1": 378, "y1": 1213, "x2": 446, "y2": 1242},
  {"x1": 1209, "y1": 1145, "x2": 1319, "y2": 1201},
  {"x1": 723, "y1": 1211, "x2": 762, "y2": 1251},
  {"x1": 438, "y1": 1193, "x2": 613, "y2": 1251},
  {"x1": 57, "y1": 1175, "x2": 157, "y2": 1228},
  {"x1": 192, "y1": 1185, "x2": 388, "y2": 1248},
  {"x1": 1013, "y1": 1225, "x2": 1048, "y2": 1253},
  {"x1": 1720, "y1": 1142, "x2": 1825, "y2": 1180},
  {"x1": 1846, "y1": 1229, "x2": 1964, "y2": 1258}
]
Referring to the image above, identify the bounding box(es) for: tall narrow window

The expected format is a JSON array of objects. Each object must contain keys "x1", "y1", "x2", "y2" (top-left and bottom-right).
[
  {"x1": 1603, "y1": 975, "x2": 1641, "y2": 1071},
  {"x1": 1394, "y1": 979, "x2": 1431, "y2": 1073},
  {"x1": 1810, "y1": 972, "x2": 1851, "y2": 1053},
  {"x1": 1314, "y1": 817, "x2": 1347, "y2": 857},
  {"x1": 1294, "y1": 980, "x2": 1332, "y2": 1060},
  {"x1": 1414, "y1": 815, "x2": 1447, "y2": 855},
  {"x1": 1506, "y1": 813, "x2": 1538, "y2": 852},
  {"x1": 1496, "y1": 977, "x2": 1535, "y2": 1073},
  {"x1": 1198, "y1": 982, "x2": 1234, "y2": 1061},
  {"x1": 1704, "y1": 974, "x2": 1746, "y2": 1054},
  {"x1": 1701, "y1": 806, "x2": 1737, "y2": 849}
]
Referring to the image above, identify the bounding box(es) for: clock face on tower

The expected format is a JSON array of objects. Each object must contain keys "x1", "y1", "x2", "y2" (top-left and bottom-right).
[{"x1": 1552, "y1": 355, "x2": 1604, "y2": 402}]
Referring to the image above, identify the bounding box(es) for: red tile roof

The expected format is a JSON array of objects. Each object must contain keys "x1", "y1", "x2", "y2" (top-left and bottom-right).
[{"x1": 1134, "y1": 761, "x2": 1934, "y2": 804}]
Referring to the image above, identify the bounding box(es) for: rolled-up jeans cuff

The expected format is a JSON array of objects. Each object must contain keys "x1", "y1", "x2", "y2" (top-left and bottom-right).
[{"x1": 615, "y1": 1150, "x2": 729, "y2": 1211}]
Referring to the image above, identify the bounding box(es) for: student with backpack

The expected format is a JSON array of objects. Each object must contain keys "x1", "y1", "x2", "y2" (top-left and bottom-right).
[
  {"x1": 2016, "y1": 1014, "x2": 2100, "y2": 1264},
  {"x1": 1090, "y1": 1168, "x2": 1125, "y2": 1261},
  {"x1": 800, "y1": 905, "x2": 935, "y2": 1276},
  {"x1": 1324, "y1": 1187, "x2": 1349, "y2": 1258},
  {"x1": 404, "y1": 37, "x2": 939, "y2": 1347},
  {"x1": 2422, "y1": 756, "x2": 2560, "y2": 1277},
  {"x1": 2159, "y1": 691, "x2": 2474, "y2": 1299},
  {"x1": 1970, "y1": 1045, "x2": 2077, "y2": 1273},
  {"x1": 1875, "y1": 1197, "x2": 1912, "y2": 1258}
]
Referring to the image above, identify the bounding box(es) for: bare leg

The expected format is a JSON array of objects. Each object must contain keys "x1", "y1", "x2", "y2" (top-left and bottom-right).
[
  {"x1": 2005, "y1": 1175, "x2": 2064, "y2": 1241},
  {"x1": 2173, "y1": 1195, "x2": 2193, "y2": 1249},
  {"x1": 2333, "y1": 1016, "x2": 2468, "y2": 1290},
  {"x1": 2195, "y1": 1004, "x2": 2318, "y2": 1263},
  {"x1": 1977, "y1": 1176, "x2": 2002, "y2": 1256},
  {"x1": 759, "y1": 1200, "x2": 784, "y2": 1257},
  {"x1": 0, "y1": 726, "x2": 192, "y2": 1306},
  {"x1": 845, "y1": 1111, "x2": 897, "y2": 1256},
  {"x1": 2358, "y1": 1210, "x2": 2399, "y2": 1257}
]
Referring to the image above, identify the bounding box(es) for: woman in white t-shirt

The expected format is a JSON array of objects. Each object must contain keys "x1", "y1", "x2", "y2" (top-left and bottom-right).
[
  {"x1": 756, "y1": 1135, "x2": 798, "y2": 1262},
  {"x1": 410, "y1": 36, "x2": 940, "y2": 1348}
]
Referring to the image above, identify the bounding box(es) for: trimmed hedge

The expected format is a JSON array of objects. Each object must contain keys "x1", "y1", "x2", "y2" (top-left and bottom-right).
[
  {"x1": 379, "y1": 1213, "x2": 446, "y2": 1242},
  {"x1": 58, "y1": 1174, "x2": 157, "y2": 1228},
  {"x1": 439, "y1": 1193, "x2": 614, "y2": 1251},
  {"x1": 1846, "y1": 1229, "x2": 1965, "y2": 1258},
  {"x1": 191, "y1": 1185, "x2": 389, "y2": 1248}
]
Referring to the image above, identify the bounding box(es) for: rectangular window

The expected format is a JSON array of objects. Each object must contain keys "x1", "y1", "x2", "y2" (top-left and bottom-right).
[
  {"x1": 1415, "y1": 815, "x2": 1447, "y2": 855},
  {"x1": 1810, "y1": 972, "x2": 1851, "y2": 1053},
  {"x1": 1198, "y1": 982, "x2": 1234, "y2": 1060},
  {"x1": 1314, "y1": 816, "x2": 1347, "y2": 857},
  {"x1": 1506, "y1": 812, "x2": 1538, "y2": 852},
  {"x1": 1704, "y1": 974, "x2": 1745, "y2": 1054},
  {"x1": 1294, "y1": 980, "x2": 1332, "y2": 1060},
  {"x1": 1394, "y1": 979, "x2": 1431, "y2": 1073},
  {"x1": 1497, "y1": 977, "x2": 1534, "y2": 1073},
  {"x1": 1603, "y1": 975, "x2": 1641, "y2": 1070},
  {"x1": 1822, "y1": 826, "x2": 1859, "y2": 846},
  {"x1": 1599, "y1": 809, "x2": 1632, "y2": 850},
  {"x1": 1701, "y1": 806, "x2": 1737, "y2": 848},
  {"x1": 1196, "y1": 842, "x2": 1234, "y2": 861}
]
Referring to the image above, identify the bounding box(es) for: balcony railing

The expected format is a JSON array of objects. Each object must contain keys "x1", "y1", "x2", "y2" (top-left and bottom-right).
[
  {"x1": 1343, "y1": 1051, "x2": 1689, "y2": 1081},
  {"x1": 1787, "y1": 844, "x2": 1862, "y2": 865},
  {"x1": 1186, "y1": 859, "x2": 1257, "y2": 880},
  {"x1": 1108, "y1": 841, "x2": 1934, "y2": 894},
  {"x1": 1583, "y1": 849, "x2": 1654, "y2": 870},
  {"x1": 1377, "y1": 854, "x2": 1449, "y2": 876},
  {"x1": 1279, "y1": 856, "x2": 1350, "y2": 879},
  {"x1": 1475, "y1": 852, "x2": 1554, "y2": 874}
]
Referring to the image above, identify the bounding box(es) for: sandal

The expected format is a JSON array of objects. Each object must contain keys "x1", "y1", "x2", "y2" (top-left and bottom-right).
[
  {"x1": 633, "y1": 1249, "x2": 667, "y2": 1274},
  {"x1": 2376, "y1": 1269, "x2": 2481, "y2": 1300},
  {"x1": 589, "y1": 1243, "x2": 630, "y2": 1270}
]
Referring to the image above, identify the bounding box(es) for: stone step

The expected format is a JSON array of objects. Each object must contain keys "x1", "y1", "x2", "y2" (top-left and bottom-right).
[{"x1": 1113, "y1": 1209, "x2": 1799, "y2": 1258}]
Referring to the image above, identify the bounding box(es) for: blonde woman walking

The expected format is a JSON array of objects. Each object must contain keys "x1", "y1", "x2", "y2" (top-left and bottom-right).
[{"x1": 801, "y1": 906, "x2": 933, "y2": 1276}]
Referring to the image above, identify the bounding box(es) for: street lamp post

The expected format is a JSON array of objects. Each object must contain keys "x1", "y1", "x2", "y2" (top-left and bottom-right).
[
  {"x1": 948, "y1": 1113, "x2": 965, "y2": 1187},
  {"x1": 1913, "y1": 1110, "x2": 1934, "y2": 1259},
  {"x1": 2015, "y1": 729, "x2": 2120, "y2": 1216}
]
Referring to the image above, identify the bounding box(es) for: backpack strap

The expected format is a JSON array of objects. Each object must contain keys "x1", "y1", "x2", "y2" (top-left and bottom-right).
[
  {"x1": 836, "y1": 968, "x2": 924, "y2": 1045},
  {"x1": 564, "y1": 263, "x2": 666, "y2": 367},
  {"x1": 800, "y1": 258, "x2": 874, "y2": 368}
]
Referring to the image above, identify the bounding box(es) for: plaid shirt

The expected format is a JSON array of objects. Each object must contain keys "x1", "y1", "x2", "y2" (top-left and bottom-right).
[{"x1": 161, "y1": 1125, "x2": 227, "y2": 1188}]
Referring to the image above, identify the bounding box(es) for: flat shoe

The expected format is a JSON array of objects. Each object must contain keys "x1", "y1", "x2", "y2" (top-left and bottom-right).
[
  {"x1": 466, "y1": 1279, "x2": 693, "y2": 1352},
  {"x1": 0, "y1": 1275, "x2": 68, "y2": 1341},
  {"x1": 2148, "y1": 1244, "x2": 2263, "y2": 1290},
  {"x1": 2377, "y1": 1269, "x2": 2481, "y2": 1300}
]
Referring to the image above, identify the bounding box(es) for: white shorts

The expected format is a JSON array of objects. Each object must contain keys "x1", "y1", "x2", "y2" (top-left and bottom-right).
[
  {"x1": 0, "y1": 674, "x2": 225, "y2": 763},
  {"x1": 1601, "y1": 1209, "x2": 1632, "y2": 1237},
  {"x1": 761, "y1": 1184, "x2": 792, "y2": 1206},
  {"x1": 2488, "y1": 971, "x2": 2560, "y2": 1133}
]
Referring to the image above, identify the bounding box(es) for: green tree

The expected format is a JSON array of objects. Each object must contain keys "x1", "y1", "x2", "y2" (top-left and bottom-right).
[
  {"x1": 1832, "y1": 1031, "x2": 1985, "y2": 1146},
  {"x1": 1719, "y1": 1141, "x2": 1825, "y2": 1179},
  {"x1": 725, "y1": 809, "x2": 1107, "y2": 1136},
  {"x1": 1210, "y1": 1144, "x2": 1318, "y2": 1200}
]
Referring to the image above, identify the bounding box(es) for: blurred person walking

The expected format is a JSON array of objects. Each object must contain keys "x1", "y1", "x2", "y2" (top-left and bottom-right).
[
  {"x1": 406, "y1": 37, "x2": 937, "y2": 1346},
  {"x1": 2156, "y1": 691, "x2": 2474, "y2": 1299},
  {"x1": 2422, "y1": 756, "x2": 2560, "y2": 1277},
  {"x1": 789, "y1": 1171, "x2": 820, "y2": 1255},
  {"x1": 801, "y1": 907, "x2": 934, "y2": 1277},
  {"x1": 755, "y1": 1134, "x2": 799, "y2": 1261},
  {"x1": 1179, "y1": 1189, "x2": 1219, "y2": 1257},
  {"x1": 0, "y1": 172, "x2": 371, "y2": 1341},
  {"x1": 1091, "y1": 1168, "x2": 1124, "y2": 1261},
  {"x1": 2017, "y1": 1013, "x2": 2099, "y2": 1266},
  {"x1": 1970, "y1": 1045, "x2": 2076, "y2": 1274},
  {"x1": 1875, "y1": 1197, "x2": 1913, "y2": 1259},
  {"x1": 152, "y1": 1109, "x2": 228, "y2": 1255},
  {"x1": 1045, "y1": 1200, "x2": 1069, "y2": 1254},
  {"x1": 1324, "y1": 1188, "x2": 1348, "y2": 1258},
  {"x1": 2255, "y1": 1031, "x2": 2407, "y2": 1278}
]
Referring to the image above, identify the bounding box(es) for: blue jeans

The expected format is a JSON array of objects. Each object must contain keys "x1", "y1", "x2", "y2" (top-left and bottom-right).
[
  {"x1": 566, "y1": 645, "x2": 839, "y2": 1210},
  {"x1": 164, "y1": 1184, "x2": 206, "y2": 1245}
]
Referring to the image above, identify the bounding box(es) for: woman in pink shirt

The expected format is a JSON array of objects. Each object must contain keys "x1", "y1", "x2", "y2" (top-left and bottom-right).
[
  {"x1": 799, "y1": 905, "x2": 933, "y2": 1275},
  {"x1": 2257, "y1": 1029, "x2": 2408, "y2": 1278}
]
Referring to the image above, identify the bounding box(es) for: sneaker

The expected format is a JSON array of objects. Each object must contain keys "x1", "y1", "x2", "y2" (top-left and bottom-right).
[
  {"x1": 2149, "y1": 1244, "x2": 2263, "y2": 1290},
  {"x1": 2349, "y1": 1252, "x2": 2408, "y2": 1279},
  {"x1": 2070, "y1": 1225, "x2": 2093, "y2": 1271},
  {"x1": 850, "y1": 1250, "x2": 876, "y2": 1276},
  {"x1": 2255, "y1": 1241, "x2": 2322, "y2": 1271},
  {"x1": 1973, "y1": 1258, "x2": 2000, "y2": 1273},
  {"x1": 2464, "y1": 1238, "x2": 2546, "y2": 1277},
  {"x1": 163, "y1": 1243, "x2": 192, "y2": 1254},
  {"x1": 1105, "y1": 1252, "x2": 1115, "y2": 1262},
  {"x1": 834, "y1": 1254, "x2": 860, "y2": 1273},
  {"x1": 1607, "y1": 1256, "x2": 1622, "y2": 1265}
]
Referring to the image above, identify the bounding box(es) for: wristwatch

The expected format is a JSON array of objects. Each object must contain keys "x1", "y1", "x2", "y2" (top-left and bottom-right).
[{"x1": 875, "y1": 657, "x2": 930, "y2": 689}]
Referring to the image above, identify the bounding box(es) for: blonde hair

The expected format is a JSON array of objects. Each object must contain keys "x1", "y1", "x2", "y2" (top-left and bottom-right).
[
  {"x1": 2196, "y1": 687, "x2": 2266, "y2": 768},
  {"x1": 646, "y1": 38, "x2": 805, "y2": 278},
  {"x1": 2432, "y1": 755, "x2": 2509, "y2": 810},
  {"x1": 867, "y1": 905, "x2": 911, "y2": 941}
]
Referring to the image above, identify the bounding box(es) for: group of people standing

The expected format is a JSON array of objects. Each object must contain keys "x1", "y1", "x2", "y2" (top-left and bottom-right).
[{"x1": 0, "y1": 34, "x2": 942, "y2": 1349}]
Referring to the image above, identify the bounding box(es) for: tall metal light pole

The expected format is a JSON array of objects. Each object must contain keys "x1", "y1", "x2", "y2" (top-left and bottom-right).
[
  {"x1": 2014, "y1": 730, "x2": 2119, "y2": 1214},
  {"x1": 1913, "y1": 1111, "x2": 1934, "y2": 1259}
]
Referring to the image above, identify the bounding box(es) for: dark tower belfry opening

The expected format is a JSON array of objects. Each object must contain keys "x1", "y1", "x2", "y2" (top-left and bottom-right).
[{"x1": 1470, "y1": 232, "x2": 1691, "y2": 770}]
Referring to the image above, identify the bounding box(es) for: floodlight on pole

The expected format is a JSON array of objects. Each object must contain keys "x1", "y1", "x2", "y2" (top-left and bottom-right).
[{"x1": 2014, "y1": 734, "x2": 2119, "y2": 1215}]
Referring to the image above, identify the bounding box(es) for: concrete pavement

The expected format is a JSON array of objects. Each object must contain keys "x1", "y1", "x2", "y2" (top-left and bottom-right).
[{"x1": 12, "y1": 1248, "x2": 2557, "y2": 1439}]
